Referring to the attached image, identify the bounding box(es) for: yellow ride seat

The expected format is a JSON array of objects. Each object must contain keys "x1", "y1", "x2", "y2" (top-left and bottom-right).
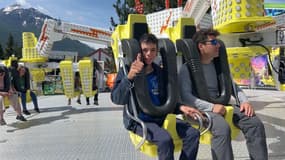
[
  {"x1": 195, "y1": 106, "x2": 241, "y2": 144},
  {"x1": 129, "y1": 106, "x2": 241, "y2": 157},
  {"x1": 129, "y1": 114, "x2": 182, "y2": 157},
  {"x1": 4, "y1": 90, "x2": 32, "y2": 108}
]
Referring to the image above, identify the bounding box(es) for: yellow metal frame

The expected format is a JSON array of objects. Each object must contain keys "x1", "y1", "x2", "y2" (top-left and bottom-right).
[
  {"x1": 165, "y1": 17, "x2": 195, "y2": 43},
  {"x1": 211, "y1": 0, "x2": 275, "y2": 33},
  {"x1": 227, "y1": 46, "x2": 270, "y2": 85},
  {"x1": 59, "y1": 60, "x2": 79, "y2": 98},
  {"x1": 4, "y1": 90, "x2": 32, "y2": 107},
  {"x1": 195, "y1": 106, "x2": 240, "y2": 144},
  {"x1": 129, "y1": 114, "x2": 182, "y2": 157},
  {"x1": 78, "y1": 59, "x2": 95, "y2": 97},
  {"x1": 21, "y1": 32, "x2": 47, "y2": 63},
  {"x1": 215, "y1": 17, "x2": 275, "y2": 34},
  {"x1": 111, "y1": 14, "x2": 148, "y2": 70},
  {"x1": 129, "y1": 106, "x2": 240, "y2": 157}
]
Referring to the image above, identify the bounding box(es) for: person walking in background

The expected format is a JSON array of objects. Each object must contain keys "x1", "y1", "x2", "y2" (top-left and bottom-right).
[
  {"x1": 86, "y1": 59, "x2": 102, "y2": 105},
  {"x1": 14, "y1": 65, "x2": 40, "y2": 115},
  {"x1": 0, "y1": 66, "x2": 26, "y2": 125},
  {"x1": 68, "y1": 71, "x2": 82, "y2": 105}
]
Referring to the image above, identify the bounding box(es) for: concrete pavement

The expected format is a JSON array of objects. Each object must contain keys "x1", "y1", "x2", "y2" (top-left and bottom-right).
[{"x1": 0, "y1": 89, "x2": 285, "y2": 160}]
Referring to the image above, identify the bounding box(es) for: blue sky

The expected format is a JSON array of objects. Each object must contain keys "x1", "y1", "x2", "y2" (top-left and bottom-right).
[{"x1": 0, "y1": 0, "x2": 118, "y2": 30}]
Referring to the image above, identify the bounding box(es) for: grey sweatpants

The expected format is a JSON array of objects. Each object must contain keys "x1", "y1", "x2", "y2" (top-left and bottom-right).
[{"x1": 207, "y1": 106, "x2": 268, "y2": 160}]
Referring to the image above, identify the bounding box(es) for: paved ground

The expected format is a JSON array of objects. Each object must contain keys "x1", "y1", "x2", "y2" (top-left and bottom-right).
[{"x1": 0, "y1": 89, "x2": 285, "y2": 160}]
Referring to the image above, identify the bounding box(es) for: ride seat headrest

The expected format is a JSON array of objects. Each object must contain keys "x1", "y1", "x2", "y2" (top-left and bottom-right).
[
  {"x1": 183, "y1": 25, "x2": 196, "y2": 39},
  {"x1": 133, "y1": 23, "x2": 148, "y2": 42}
]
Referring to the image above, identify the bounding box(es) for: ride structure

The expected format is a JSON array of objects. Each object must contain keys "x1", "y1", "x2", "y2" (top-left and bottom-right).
[
  {"x1": 111, "y1": 0, "x2": 285, "y2": 157},
  {"x1": 21, "y1": 19, "x2": 112, "y2": 98}
]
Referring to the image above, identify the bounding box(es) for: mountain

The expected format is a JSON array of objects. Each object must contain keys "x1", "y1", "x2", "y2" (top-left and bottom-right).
[{"x1": 0, "y1": 4, "x2": 95, "y2": 57}]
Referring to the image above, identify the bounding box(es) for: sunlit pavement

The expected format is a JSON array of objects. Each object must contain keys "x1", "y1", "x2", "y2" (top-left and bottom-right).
[{"x1": 0, "y1": 89, "x2": 284, "y2": 160}]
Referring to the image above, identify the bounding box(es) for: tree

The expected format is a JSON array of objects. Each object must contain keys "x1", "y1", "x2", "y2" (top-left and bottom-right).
[
  {"x1": 13, "y1": 43, "x2": 22, "y2": 58},
  {"x1": 104, "y1": 47, "x2": 116, "y2": 73},
  {"x1": 5, "y1": 33, "x2": 15, "y2": 59},
  {"x1": 110, "y1": 0, "x2": 188, "y2": 30},
  {"x1": 125, "y1": 0, "x2": 187, "y2": 14},
  {"x1": 3, "y1": 33, "x2": 22, "y2": 59},
  {"x1": 110, "y1": 0, "x2": 135, "y2": 30},
  {"x1": 0, "y1": 44, "x2": 4, "y2": 59}
]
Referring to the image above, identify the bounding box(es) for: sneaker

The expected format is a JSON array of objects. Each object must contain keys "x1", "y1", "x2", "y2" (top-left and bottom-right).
[
  {"x1": 34, "y1": 108, "x2": 40, "y2": 113},
  {"x1": 94, "y1": 101, "x2": 99, "y2": 105},
  {"x1": 23, "y1": 110, "x2": 31, "y2": 115},
  {"x1": 16, "y1": 115, "x2": 27, "y2": 121},
  {"x1": 0, "y1": 119, "x2": 7, "y2": 126},
  {"x1": 76, "y1": 99, "x2": 81, "y2": 104}
]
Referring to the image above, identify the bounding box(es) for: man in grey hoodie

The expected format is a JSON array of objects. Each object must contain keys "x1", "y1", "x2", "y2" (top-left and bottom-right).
[{"x1": 178, "y1": 29, "x2": 268, "y2": 160}]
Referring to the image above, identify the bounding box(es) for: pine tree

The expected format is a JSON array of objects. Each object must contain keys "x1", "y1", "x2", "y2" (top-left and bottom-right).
[
  {"x1": 110, "y1": 0, "x2": 135, "y2": 30},
  {"x1": 5, "y1": 33, "x2": 15, "y2": 59},
  {"x1": 3, "y1": 33, "x2": 22, "y2": 59},
  {"x1": 0, "y1": 44, "x2": 4, "y2": 59}
]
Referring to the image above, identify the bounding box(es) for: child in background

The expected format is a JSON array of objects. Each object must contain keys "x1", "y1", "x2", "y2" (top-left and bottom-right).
[{"x1": 68, "y1": 72, "x2": 82, "y2": 105}]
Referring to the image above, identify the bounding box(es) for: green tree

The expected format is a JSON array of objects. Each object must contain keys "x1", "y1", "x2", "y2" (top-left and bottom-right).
[
  {"x1": 0, "y1": 44, "x2": 4, "y2": 59},
  {"x1": 5, "y1": 33, "x2": 15, "y2": 59},
  {"x1": 14, "y1": 43, "x2": 22, "y2": 58},
  {"x1": 4, "y1": 33, "x2": 22, "y2": 59},
  {"x1": 104, "y1": 47, "x2": 116, "y2": 73},
  {"x1": 110, "y1": 0, "x2": 135, "y2": 30},
  {"x1": 110, "y1": 0, "x2": 188, "y2": 30},
  {"x1": 125, "y1": 0, "x2": 187, "y2": 14}
]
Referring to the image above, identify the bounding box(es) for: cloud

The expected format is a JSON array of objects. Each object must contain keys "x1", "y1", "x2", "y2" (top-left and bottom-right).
[
  {"x1": 66, "y1": 10, "x2": 73, "y2": 16},
  {"x1": 16, "y1": 0, "x2": 28, "y2": 6},
  {"x1": 35, "y1": 5, "x2": 51, "y2": 15}
]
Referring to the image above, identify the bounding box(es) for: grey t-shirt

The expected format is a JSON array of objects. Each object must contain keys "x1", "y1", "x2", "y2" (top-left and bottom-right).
[{"x1": 178, "y1": 62, "x2": 248, "y2": 111}]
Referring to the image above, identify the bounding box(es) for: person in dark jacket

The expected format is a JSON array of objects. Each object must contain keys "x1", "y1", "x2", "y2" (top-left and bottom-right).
[
  {"x1": 15, "y1": 65, "x2": 40, "y2": 115},
  {"x1": 111, "y1": 33, "x2": 201, "y2": 160},
  {"x1": 0, "y1": 65, "x2": 26, "y2": 125}
]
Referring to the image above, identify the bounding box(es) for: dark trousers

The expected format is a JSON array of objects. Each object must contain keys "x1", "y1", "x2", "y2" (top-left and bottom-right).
[
  {"x1": 20, "y1": 91, "x2": 39, "y2": 111},
  {"x1": 208, "y1": 106, "x2": 268, "y2": 160},
  {"x1": 86, "y1": 92, "x2": 98, "y2": 103},
  {"x1": 134, "y1": 118, "x2": 200, "y2": 160}
]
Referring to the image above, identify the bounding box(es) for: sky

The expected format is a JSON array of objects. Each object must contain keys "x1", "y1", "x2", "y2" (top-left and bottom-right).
[{"x1": 0, "y1": 0, "x2": 118, "y2": 30}]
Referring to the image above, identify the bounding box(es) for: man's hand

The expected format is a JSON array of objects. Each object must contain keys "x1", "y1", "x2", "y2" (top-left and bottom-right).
[
  {"x1": 127, "y1": 54, "x2": 144, "y2": 80},
  {"x1": 240, "y1": 102, "x2": 255, "y2": 117},
  {"x1": 212, "y1": 104, "x2": 226, "y2": 116},
  {"x1": 180, "y1": 105, "x2": 203, "y2": 120},
  {"x1": 0, "y1": 92, "x2": 9, "y2": 97}
]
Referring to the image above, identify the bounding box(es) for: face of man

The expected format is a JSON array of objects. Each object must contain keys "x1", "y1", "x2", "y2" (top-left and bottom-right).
[
  {"x1": 198, "y1": 35, "x2": 220, "y2": 60},
  {"x1": 141, "y1": 42, "x2": 158, "y2": 65},
  {"x1": 19, "y1": 67, "x2": 26, "y2": 77}
]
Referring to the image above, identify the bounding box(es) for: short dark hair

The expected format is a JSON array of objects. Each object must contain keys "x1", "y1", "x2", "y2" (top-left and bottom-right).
[
  {"x1": 11, "y1": 60, "x2": 18, "y2": 68},
  {"x1": 192, "y1": 29, "x2": 220, "y2": 44},
  {"x1": 139, "y1": 33, "x2": 158, "y2": 48}
]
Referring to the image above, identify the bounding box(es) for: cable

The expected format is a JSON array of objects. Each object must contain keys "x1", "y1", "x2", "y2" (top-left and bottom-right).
[{"x1": 239, "y1": 38, "x2": 279, "y2": 73}]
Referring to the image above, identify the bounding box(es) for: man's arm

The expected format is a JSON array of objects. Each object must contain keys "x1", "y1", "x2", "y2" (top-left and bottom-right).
[
  {"x1": 232, "y1": 82, "x2": 254, "y2": 117},
  {"x1": 178, "y1": 64, "x2": 214, "y2": 112},
  {"x1": 110, "y1": 68, "x2": 133, "y2": 105},
  {"x1": 232, "y1": 82, "x2": 249, "y2": 104}
]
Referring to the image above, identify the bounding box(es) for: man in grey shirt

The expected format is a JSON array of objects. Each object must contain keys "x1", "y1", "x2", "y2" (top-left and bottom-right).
[{"x1": 178, "y1": 29, "x2": 268, "y2": 160}]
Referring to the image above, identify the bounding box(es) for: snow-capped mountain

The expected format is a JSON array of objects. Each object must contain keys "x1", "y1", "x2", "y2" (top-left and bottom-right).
[
  {"x1": 0, "y1": 4, "x2": 52, "y2": 46},
  {"x1": 0, "y1": 4, "x2": 94, "y2": 57},
  {"x1": 3, "y1": 3, "x2": 22, "y2": 13}
]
